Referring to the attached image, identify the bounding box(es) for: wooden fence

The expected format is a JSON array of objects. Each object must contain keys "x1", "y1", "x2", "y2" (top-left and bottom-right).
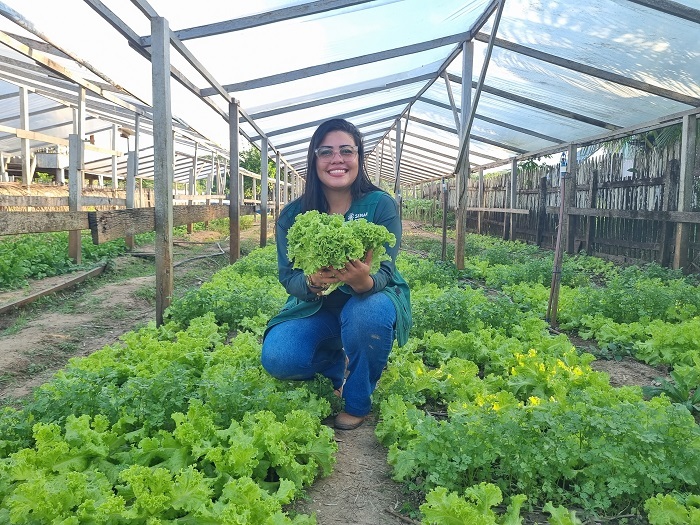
[{"x1": 417, "y1": 141, "x2": 700, "y2": 271}]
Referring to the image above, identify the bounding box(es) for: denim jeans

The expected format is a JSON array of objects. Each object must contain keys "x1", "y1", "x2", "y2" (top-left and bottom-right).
[{"x1": 261, "y1": 292, "x2": 396, "y2": 417}]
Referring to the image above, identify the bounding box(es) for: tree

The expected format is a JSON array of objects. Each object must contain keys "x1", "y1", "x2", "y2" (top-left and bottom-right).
[{"x1": 239, "y1": 147, "x2": 277, "y2": 200}]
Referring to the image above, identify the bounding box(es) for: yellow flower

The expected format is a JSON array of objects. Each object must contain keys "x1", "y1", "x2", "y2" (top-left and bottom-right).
[{"x1": 528, "y1": 396, "x2": 542, "y2": 406}]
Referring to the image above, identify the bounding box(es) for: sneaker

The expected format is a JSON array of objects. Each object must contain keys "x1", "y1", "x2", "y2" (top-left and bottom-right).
[{"x1": 334, "y1": 412, "x2": 366, "y2": 430}]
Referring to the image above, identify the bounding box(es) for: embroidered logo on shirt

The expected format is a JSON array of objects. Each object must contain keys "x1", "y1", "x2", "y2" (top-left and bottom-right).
[{"x1": 346, "y1": 212, "x2": 368, "y2": 221}]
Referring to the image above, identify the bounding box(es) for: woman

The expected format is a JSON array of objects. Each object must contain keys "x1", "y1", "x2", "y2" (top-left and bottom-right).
[{"x1": 262, "y1": 118, "x2": 411, "y2": 430}]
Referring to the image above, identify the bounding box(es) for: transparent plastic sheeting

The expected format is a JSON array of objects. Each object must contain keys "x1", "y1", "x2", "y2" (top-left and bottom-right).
[{"x1": 0, "y1": 0, "x2": 697, "y2": 185}]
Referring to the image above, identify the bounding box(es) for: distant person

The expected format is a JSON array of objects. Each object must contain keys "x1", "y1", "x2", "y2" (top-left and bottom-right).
[{"x1": 261, "y1": 118, "x2": 411, "y2": 430}]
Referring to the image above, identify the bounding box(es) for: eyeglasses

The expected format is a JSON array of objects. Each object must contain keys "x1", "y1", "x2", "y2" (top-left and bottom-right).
[{"x1": 314, "y1": 145, "x2": 358, "y2": 160}]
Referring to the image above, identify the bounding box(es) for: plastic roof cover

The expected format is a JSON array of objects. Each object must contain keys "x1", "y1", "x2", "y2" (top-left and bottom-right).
[{"x1": 0, "y1": 0, "x2": 698, "y2": 187}]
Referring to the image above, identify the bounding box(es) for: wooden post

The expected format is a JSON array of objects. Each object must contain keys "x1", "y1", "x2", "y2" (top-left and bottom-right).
[
  {"x1": 68, "y1": 134, "x2": 83, "y2": 264},
  {"x1": 0, "y1": 152, "x2": 6, "y2": 182},
  {"x1": 585, "y1": 169, "x2": 598, "y2": 254},
  {"x1": 229, "y1": 100, "x2": 241, "y2": 263},
  {"x1": 260, "y1": 137, "x2": 269, "y2": 247},
  {"x1": 68, "y1": 86, "x2": 86, "y2": 263},
  {"x1": 441, "y1": 178, "x2": 448, "y2": 261},
  {"x1": 252, "y1": 177, "x2": 257, "y2": 222},
  {"x1": 659, "y1": 159, "x2": 679, "y2": 267},
  {"x1": 455, "y1": 41, "x2": 474, "y2": 270},
  {"x1": 537, "y1": 175, "x2": 547, "y2": 247},
  {"x1": 124, "y1": 113, "x2": 143, "y2": 250},
  {"x1": 283, "y1": 164, "x2": 289, "y2": 205},
  {"x1": 508, "y1": 158, "x2": 517, "y2": 240},
  {"x1": 151, "y1": 16, "x2": 175, "y2": 327},
  {"x1": 125, "y1": 150, "x2": 136, "y2": 250},
  {"x1": 560, "y1": 144, "x2": 577, "y2": 253},
  {"x1": 673, "y1": 114, "x2": 697, "y2": 271},
  {"x1": 274, "y1": 151, "x2": 281, "y2": 220},
  {"x1": 394, "y1": 118, "x2": 403, "y2": 219},
  {"x1": 547, "y1": 151, "x2": 568, "y2": 327},
  {"x1": 19, "y1": 86, "x2": 32, "y2": 185},
  {"x1": 188, "y1": 143, "x2": 198, "y2": 233},
  {"x1": 111, "y1": 124, "x2": 118, "y2": 196},
  {"x1": 477, "y1": 169, "x2": 484, "y2": 235},
  {"x1": 205, "y1": 149, "x2": 213, "y2": 216}
]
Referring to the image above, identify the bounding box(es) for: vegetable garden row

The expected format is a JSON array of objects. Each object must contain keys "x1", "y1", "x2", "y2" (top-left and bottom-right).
[{"x1": 0, "y1": 228, "x2": 699, "y2": 524}]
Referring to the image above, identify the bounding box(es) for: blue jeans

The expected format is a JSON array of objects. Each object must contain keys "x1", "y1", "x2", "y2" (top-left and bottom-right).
[{"x1": 262, "y1": 293, "x2": 396, "y2": 417}]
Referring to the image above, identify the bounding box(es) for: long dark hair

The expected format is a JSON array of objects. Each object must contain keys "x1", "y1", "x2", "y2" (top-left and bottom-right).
[{"x1": 300, "y1": 118, "x2": 382, "y2": 212}]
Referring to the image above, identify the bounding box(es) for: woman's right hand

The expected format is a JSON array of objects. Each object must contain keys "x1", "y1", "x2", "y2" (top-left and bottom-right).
[{"x1": 307, "y1": 267, "x2": 341, "y2": 293}]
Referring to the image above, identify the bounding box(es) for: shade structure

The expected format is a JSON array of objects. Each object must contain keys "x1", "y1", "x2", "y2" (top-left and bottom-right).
[{"x1": 0, "y1": 0, "x2": 698, "y2": 187}]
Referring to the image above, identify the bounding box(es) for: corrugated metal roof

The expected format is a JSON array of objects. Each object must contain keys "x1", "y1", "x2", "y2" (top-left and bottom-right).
[{"x1": 0, "y1": 0, "x2": 698, "y2": 186}]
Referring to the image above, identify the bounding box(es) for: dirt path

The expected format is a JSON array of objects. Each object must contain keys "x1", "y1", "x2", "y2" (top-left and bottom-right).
[
  {"x1": 0, "y1": 275, "x2": 155, "y2": 401},
  {"x1": 293, "y1": 413, "x2": 411, "y2": 525}
]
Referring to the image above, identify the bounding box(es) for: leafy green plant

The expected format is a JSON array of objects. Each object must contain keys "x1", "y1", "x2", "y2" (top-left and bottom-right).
[
  {"x1": 644, "y1": 493, "x2": 700, "y2": 525},
  {"x1": 287, "y1": 210, "x2": 395, "y2": 294},
  {"x1": 643, "y1": 365, "x2": 700, "y2": 415},
  {"x1": 420, "y1": 483, "x2": 527, "y2": 525}
]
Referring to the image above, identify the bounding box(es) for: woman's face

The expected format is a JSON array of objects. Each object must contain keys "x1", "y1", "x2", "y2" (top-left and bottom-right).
[{"x1": 315, "y1": 130, "x2": 359, "y2": 193}]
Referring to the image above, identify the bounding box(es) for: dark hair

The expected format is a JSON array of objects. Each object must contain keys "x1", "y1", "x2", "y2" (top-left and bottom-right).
[{"x1": 300, "y1": 118, "x2": 381, "y2": 212}]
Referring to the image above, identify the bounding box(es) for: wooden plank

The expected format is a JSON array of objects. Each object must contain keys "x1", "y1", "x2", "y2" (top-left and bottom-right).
[
  {"x1": 585, "y1": 170, "x2": 598, "y2": 254},
  {"x1": 0, "y1": 265, "x2": 105, "y2": 314},
  {"x1": 465, "y1": 206, "x2": 529, "y2": 215},
  {"x1": 172, "y1": 194, "x2": 227, "y2": 201},
  {"x1": 0, "y1": 211, "x2": 90, "y2": 235},
  {"x1": 592, "y1": 236, "x2": 660, "y2": 250},
  {"x1": 89, "y1": 204, "x2": 230, "y2": 243},
  {"x1": 83, "y1": 197, "x2": 127, "y2": 207},
  {"x1": 546, "y1": 206, "x2": 700, "y2": 224},
  {"x1": 0, "y1": 124, "x2": 122, "y2": 157},
  {"x1": 0, "y1": 196, "x2": 70, "y2": 207}
]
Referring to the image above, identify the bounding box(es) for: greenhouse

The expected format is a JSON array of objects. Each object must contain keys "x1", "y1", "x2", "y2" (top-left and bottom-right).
[{"x1": 0, "y1": 1, "x2": 699, "y2": 523}]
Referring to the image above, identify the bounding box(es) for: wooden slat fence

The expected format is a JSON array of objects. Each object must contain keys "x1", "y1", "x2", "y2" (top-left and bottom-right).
[{"x1": 416, "y1": 142, "x2": 700, "y2": 271}]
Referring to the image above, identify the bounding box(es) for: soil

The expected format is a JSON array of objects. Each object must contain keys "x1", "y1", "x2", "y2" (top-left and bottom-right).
[{"x1": 0, "y1": 223, "x2": 668, "y2": 524}]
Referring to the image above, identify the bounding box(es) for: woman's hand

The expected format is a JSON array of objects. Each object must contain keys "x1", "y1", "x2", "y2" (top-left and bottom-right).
[
  {"x1": 307, "y1": 267, "x2": 341, "y2": 294},
  {"x1": 331, "y1": 250, "x2": 374, "y2": 294}
]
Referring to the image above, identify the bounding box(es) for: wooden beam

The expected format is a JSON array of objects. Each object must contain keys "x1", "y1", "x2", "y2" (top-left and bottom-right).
[
  {"x1": 624, "y1": 0, "x2": 700, "y2": 24},
  {"x1": 215, "y1": 32, "x2": 471, "y2": 93},
  {"x1": 548, "y1": 207, "x2": 700, "y2": 223},
  {"x1": 246, "y1": 69, "x2": 436, "y2": 121},
  {"x1": 0, "y1": 265, "x2": 106, "y2": 315},
  {"x1": 250, "y1": 98, "x2": 412, "y2": 140},
  {"x1": 146, "y1": 0, "x2": 376, "y2": 43},
  {"x1": 0, "y1": 195, "x2": 127, "y2": 207},
  {"x1": 464, "y1": 206, "x2": 529, "y2": 215},
  {"x1": 0, "y1": 123, "x2": 122, "y2": 156},
  {"x1": 448, "y1": 72, "x2": 623, "y2": 132},
  {"x1": 88, "y1": 204, "x2": 231, "y2": 244},
  {"x1": 0, "y1": 211, "x2": 90, "y2": 235},
  {"x1": 0, "y1": 31, "x2": 141, "y2": 113}
]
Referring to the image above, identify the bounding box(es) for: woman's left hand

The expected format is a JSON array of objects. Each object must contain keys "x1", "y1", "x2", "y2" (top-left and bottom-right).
[{"x1": 331, "y1": 250, "x2": 374, "y2": 293}]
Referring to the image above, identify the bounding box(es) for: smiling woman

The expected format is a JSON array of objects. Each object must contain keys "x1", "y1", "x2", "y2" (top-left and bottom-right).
[{"x1": 261, "y1": 118, "x2": 412, "y2": 431}]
